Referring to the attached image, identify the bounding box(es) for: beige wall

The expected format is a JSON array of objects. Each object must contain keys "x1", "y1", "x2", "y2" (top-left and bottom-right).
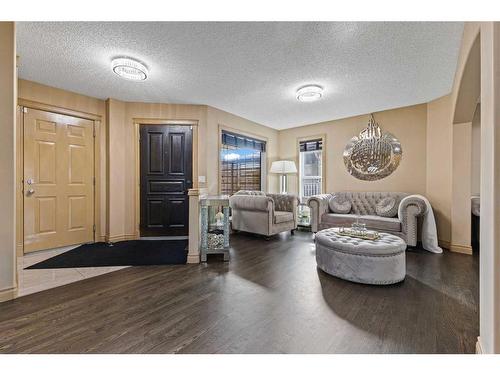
[
  {"x1": 471, "y1": 104, "x2": 481, "y2": 196},
  {"x1": 105, "y1": 100, "x2": 278, "y2": 240},
  {"x1": 206, "y1": 105, "x2": 279, "y2": 194},
  {"x1": 14, "y1": 81, "x2": 277, "y2": 243},
  {"x1": 425, "y1": 23, "x2": 480, "y2": 253},
  {"x1": 426, "y1": 94, "x2": 453, "y2": 246},
  {"x1": 451, "y1": 122, "x2": 472, "y2": 252},
  {"x1": 18, "y1": 80, "x2": 106, "y2": 116},
  {"x1": 279, "y1": 99, "x2": 454, "y2": 247},
  {"x1": 425, "y1": 21, "x2": 500, "y2": 354},
  {"x1": 0, "y1": 22, "x2": 16, "y2": 301},
  {"x1": 106, "y1": 99, "x2": 127, "y2": 241},
  {"x1": 278, "y1": 104, "x2": 427, "y2": 197},
  {"x1": 120, "y1": 101, "x2": 207, "y2": 239}
]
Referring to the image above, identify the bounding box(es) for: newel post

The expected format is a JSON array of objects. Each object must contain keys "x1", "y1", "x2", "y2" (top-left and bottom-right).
[{"x1": 187, "y1": 189, "x2": 201, "y2": 263}]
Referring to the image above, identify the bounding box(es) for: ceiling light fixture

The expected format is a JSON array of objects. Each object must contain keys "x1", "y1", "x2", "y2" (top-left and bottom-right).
[
  {"x1": 296, "y1": 85, "x2": 323, "y2": 102},
  {"x1": 111, "y1": 57, "x2": 148, "y2": 81}
]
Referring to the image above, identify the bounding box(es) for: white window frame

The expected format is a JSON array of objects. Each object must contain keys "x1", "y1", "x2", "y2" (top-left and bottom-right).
[{"x1": 297, "y1": 136, "x2": 325, "y2": 203}]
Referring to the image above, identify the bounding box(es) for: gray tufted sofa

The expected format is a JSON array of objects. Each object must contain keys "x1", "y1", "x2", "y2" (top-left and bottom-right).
[
  {"x1": 229, "y1": 190, "x2": 299, "y2": 237},
  {"x1": 307, "y1": 192, "x2": 427, "y2": 246}
]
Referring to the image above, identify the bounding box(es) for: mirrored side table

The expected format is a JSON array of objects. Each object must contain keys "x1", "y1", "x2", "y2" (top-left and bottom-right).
[
  {"x1": 200, "y1": 195, "x2": 230, "y2": 262},
  {"x1": 297, "y1": 202, "x2": 311, "y2": 231}
]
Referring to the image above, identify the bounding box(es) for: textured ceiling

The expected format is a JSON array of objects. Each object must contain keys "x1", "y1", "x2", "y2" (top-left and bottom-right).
[{"x1": 16, "y1": 22, "x2": 464, "y2": 129}]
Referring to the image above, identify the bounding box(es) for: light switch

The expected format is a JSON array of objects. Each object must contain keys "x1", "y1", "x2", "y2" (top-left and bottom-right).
[{"x1": 198, "y1": 175, "x2": 206, "y2": 183}]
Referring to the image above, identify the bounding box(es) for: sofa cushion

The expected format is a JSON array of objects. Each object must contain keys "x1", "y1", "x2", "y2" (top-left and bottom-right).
[
  {"x1": 375, "y1": 197, "x2": 398, "y2": 217},
  {"x1": 274, "y1": 210, "x2": 294, "y2": 224},
  {"x1": 320, "y1": 213, "x2": 401, "y2": 232},
  {"x1": 328, "y1": 195, "x2": 352, "y2": 214}
]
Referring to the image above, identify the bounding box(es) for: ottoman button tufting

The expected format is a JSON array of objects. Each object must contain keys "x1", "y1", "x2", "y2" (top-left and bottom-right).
[{"x1": 315, "y1": 228, "x2": 407, "y2": 285}]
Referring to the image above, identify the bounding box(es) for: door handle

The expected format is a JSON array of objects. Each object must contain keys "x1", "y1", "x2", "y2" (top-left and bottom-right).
[{"x1": 26, "y1": 177, "x2": 35, "y2": 195}]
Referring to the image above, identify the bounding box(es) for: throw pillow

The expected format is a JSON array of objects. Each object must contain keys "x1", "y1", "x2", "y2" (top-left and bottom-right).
[
  {"x1": 375, "y1": 197, "x2": 398, "y2": 217},
  {"x1": 328, "y1": 195, "x2": 352, "y2": 214}
]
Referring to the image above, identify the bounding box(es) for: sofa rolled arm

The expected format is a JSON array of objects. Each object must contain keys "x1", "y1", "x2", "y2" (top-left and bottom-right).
[
  {"x1": 307, "y1": 194, "x2": 333, "y2": 232},
  {"x1": 229, "y1": 194, "x2": 273, "y2": 212},
  {"x1": 398, "y1": 196, "x2": 427, "y2": 246}
]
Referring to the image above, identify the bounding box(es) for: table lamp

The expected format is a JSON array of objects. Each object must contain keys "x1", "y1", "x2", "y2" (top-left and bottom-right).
[{"x1": 270, "y1": 160, "x2": 297, "y2": 194}]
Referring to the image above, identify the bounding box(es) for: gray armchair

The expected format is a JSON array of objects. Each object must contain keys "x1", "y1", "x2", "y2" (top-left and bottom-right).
[{"x1": 229, "y1": 191, "x2": 299, "y2": 237}]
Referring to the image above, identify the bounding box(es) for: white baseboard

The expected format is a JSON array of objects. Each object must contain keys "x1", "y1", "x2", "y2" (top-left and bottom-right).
[
  {"x1": 0, "y1": 287, "x2": 17, "y2": 303},
  {"x1": 438, "y1": 239, "x2": 451, "y2": 250},
  {"x1": 106, "y1": 234, "x2": 139, "y2": 243},
  {"x1": 450, "y1": 243, "x2": 473, "y2": 255}
]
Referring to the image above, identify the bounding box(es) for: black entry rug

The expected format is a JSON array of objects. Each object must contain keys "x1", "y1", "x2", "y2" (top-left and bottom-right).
[{"x1": 26, "y1": 240, "x2": 188, "y2": 269}]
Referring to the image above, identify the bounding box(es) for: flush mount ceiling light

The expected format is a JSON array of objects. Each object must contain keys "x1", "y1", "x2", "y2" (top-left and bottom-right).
[
  {"x1": 296, "y1": 85, "x2": 323, "y2": 102},
  {"x1": 111, "y1": 57, "x2": 148, "y2": 81}
]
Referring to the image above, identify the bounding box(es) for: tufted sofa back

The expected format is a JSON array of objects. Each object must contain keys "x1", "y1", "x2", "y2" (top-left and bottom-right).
[
  {"x1": 234, "y1": 190, "x2": 266, "y2": 196},
  {"x1": 266, "y1": 193, "x2": 298, "y2": 212},
  {"x1": 331, "y1": 192, "x2": 409, "y2": 215}
]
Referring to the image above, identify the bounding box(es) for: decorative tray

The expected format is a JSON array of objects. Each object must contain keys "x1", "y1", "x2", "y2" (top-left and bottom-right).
[{"x1": 337, "y1": 227, "x2": 380, "y2": 240}]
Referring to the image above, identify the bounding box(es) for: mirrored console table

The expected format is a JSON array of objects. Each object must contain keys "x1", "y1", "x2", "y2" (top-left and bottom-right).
[
  {"x1": 297, "y1": 202, "x2": 311, "y2": 231},
  {"x1": 200, "y1": 195, "x2": 230, "y2": 262}
]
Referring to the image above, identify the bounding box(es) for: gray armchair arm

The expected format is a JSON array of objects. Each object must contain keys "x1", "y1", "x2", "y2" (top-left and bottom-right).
[
  {"x1": 307, "y1": 194, "x2": 333, "y2": 232},
  {"x1": 229, "y1": 195, "x2": 273, "y2": 212},
  {"x1": 398, "y1": 196, "x2": 427, "y2": 246}
]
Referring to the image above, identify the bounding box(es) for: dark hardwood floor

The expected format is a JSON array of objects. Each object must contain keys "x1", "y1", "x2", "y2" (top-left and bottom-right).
[{"x1": 0, "y1": 231, "x2": 478, "y2": 354}]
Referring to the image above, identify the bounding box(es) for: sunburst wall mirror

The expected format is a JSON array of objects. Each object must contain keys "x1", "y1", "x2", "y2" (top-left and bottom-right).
[{"x1": 343, "y1": 115, "x2": 402, "y2": 181}]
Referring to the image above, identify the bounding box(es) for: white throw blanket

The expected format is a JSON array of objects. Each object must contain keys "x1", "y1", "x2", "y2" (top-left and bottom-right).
[{"x1": 399, "y1": 195, "x2": 443, "y2": 253}]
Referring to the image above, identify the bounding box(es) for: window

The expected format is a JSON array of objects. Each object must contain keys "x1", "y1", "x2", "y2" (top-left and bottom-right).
[
  {"x1": 220, "y1": 131, "x2": 266, "y2": 195},
  {"x1": 299, "y1": 139, "x2": 323, "y2": 200}
]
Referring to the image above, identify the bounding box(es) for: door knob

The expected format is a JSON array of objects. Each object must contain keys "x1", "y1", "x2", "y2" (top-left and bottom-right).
[
  {"x1": 26, "y1": 178, "x2": 34, "y2": 185},
  {"x1": 27, "y1": 188, "x2": 35, "y2": 195}
]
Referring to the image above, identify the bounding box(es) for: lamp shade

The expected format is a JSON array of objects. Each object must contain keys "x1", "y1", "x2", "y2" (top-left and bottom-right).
[{"x1": 269, "y1": 160, "x2": 297, "y2": 174}]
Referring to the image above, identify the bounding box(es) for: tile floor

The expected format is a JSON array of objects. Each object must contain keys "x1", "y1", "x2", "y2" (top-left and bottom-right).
[{"x1": 17, "y1": 246, "x2": 128, "y2": 297}]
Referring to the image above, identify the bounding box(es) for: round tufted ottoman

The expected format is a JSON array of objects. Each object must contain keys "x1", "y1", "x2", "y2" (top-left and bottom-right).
[{"x1": 315, "y1": 228, "x2": 407, "y2": 285}]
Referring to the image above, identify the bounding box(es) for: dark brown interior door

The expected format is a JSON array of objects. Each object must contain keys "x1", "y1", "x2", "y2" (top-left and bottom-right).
[{"x1": 140, "y1": 125, "x2": 193, "y2": 236}]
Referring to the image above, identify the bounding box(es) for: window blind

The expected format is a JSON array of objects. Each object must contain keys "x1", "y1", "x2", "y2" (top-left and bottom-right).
[
  {"x1": 221, "y1": 131, "x2": 266, "y2": 152},
  {"x1": 299, "y1": 139, "x2": 323, "y2": 152},
  {"x1": 220, "y1": 131, "x2": 266, "y2": 195}
]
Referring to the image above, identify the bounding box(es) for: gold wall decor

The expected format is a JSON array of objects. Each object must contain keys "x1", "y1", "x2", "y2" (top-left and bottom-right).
[{"x1": 343, "y1": 115, "x2": 402, "y2": 180}]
